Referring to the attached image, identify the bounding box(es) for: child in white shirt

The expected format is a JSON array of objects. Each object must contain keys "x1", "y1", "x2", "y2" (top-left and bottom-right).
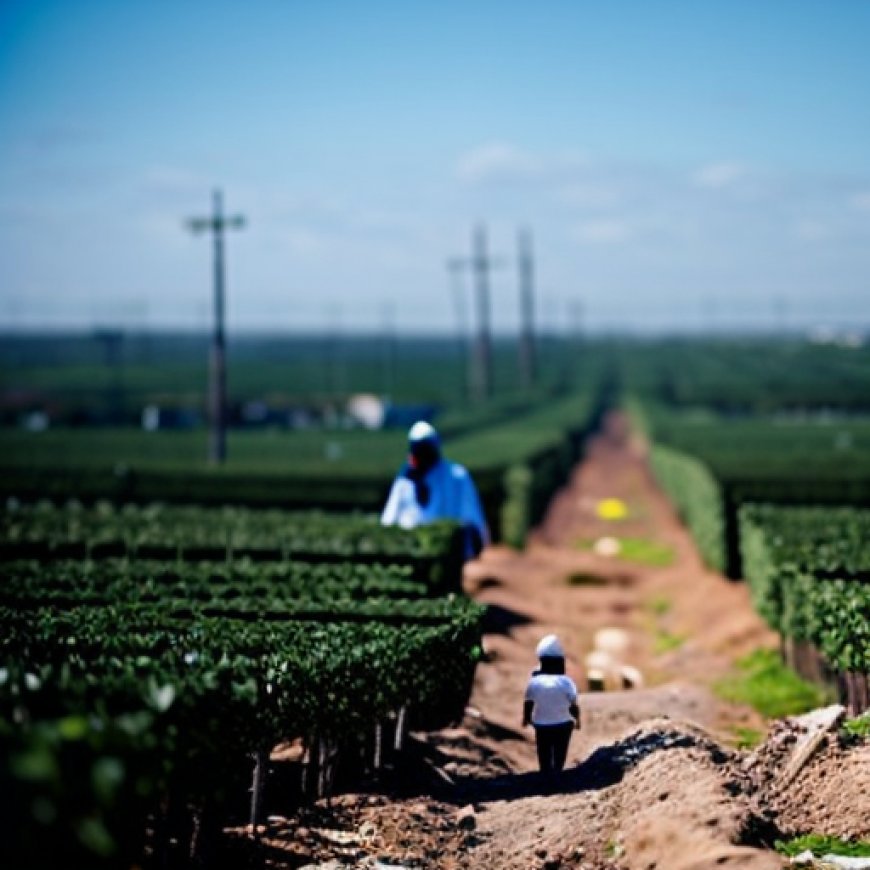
[{"x1": 522, "y1": 634, "x2": 580, "y2": 773}]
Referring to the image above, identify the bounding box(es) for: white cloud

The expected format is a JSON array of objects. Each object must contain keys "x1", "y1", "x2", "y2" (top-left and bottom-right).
[
  {"x1": 692, "y1": 161, "x2": 747, "y2": 190},
  {"x1": 572, "y1": 218, "x2": 631, "y2": 244},
  {"x1": 455, "y1": 142, "x2": 591, "y2": 185},
  {"x1": 456, "y1": 142, "x2": 541, "y2": 183}
]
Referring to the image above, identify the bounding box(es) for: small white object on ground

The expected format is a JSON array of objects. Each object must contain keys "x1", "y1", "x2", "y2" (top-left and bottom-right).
[
  {"x1": 619, "y1": 664, "x2": 644, "y2": 689},
  {"x1": 593, "y1": 536, "x2": 621, "y2": 557},
  {"x1": 584, "y1": 650, "x2": 616, "y2": 672},
  {"x1": 593, "y1": 627, "x2": 630, "y2": 656},
  {"x1": 791, "y1": 854, "x2": 870, "y2": 869}
]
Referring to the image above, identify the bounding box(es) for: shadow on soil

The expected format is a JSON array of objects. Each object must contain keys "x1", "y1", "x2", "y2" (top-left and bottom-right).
[
  {"x1": 413, "y1": 723, "x2": 735, "y2": 807},
  {"x1": 474, "y1": 575, "x2": 503, "y2": 592},
  {"x1": 482, "y1": 603, "x2": 533, "y2": 636}
]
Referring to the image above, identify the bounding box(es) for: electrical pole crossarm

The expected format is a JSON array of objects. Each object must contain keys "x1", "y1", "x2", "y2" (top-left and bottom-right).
[{"x1": 186, "y1": 215, "x2": 246, "y2": 234}]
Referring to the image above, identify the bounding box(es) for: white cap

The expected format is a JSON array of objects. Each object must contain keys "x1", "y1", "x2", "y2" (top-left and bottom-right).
[
  {"x1": 536, "y1": 634, "x2": 565, "y2": 659},
  {"x1": 408, "y1": 421, "x2": 439, "y2": 444}
]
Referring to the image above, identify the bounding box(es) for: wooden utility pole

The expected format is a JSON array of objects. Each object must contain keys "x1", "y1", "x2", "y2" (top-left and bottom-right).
[
  {"x1": 471, "y1": 225, "x2": 495, "y2": 402},
  {"x1": 187, "y1": 190, "x2": 245, "y2": 465},
  {"x1": 381, "y1": 301, "x2": 397, "y2": 399},
  {"x1": 93, "y1": 328, "x2": 125, "y2": 423},
  {"x1": 517, "y1": 228, "x2": 536, "y2": 390},
  {"x1": 446, "y1": 258, "x2": 470, "y2": 398},
  {"x1": 448, "y1": 225, "x2": 502, "y2": 402}
]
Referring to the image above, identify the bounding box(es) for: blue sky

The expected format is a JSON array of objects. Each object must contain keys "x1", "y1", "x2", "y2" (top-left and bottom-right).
[{"x1": 1, "y1": 0, "x2": 869, "y2": 334}]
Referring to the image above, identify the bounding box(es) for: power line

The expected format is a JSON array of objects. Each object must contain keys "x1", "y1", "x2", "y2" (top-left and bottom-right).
[{"x1": 187, "y1": 189, "x2": 245, "y2": 465}]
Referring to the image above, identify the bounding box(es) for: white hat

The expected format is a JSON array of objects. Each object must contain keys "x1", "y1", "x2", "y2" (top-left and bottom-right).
[
  {"x1": 408, "y1": 421, "x2": 439, "y2": 444},
  {"x1": 536, "y1": 634, "x2": 565, "y2": 659}
]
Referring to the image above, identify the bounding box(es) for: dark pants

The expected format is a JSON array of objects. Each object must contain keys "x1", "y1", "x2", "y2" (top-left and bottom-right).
[{"x1": 534, "y1": 721, "x2": 573, "y2": 773}]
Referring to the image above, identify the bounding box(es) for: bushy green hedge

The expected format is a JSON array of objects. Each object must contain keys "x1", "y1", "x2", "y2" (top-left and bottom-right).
[
  {"x1": 740, "y1": 504, "x2": 870, "y2": 673},
  {"x1": 649, "y1": 444, "x2": 725, "y2": 571},
  {"x1": 0, "y1": 584, "x2": 483, "y2": 867}
]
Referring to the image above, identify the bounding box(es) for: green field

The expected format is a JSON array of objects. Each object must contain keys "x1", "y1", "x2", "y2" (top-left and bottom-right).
[{"x1": 3, "y1": 332, "x2": 870, "y2": 867}]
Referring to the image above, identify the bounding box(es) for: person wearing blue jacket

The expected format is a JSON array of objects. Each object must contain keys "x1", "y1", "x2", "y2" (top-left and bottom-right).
[{"x1": 380, "y1": 421, "x2": 489, "y2": 559}]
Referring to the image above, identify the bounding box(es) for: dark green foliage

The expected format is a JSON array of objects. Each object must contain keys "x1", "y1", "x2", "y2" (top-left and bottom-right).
[
  {"x1": 740, "y1": 505, "x2": 870, "y2": 672},
  {"x1": 0, "y1": 568, "x2": 484, "y2": 866},
  {"x1": 0, "y1": 388, "x2": 603, "y2": 549},
  {"x1": 0, "y1": 505, "x2": 465, "y2": 591},
  {"x1": 649, "y1": 445, "x2": 724, "y2": 571}
]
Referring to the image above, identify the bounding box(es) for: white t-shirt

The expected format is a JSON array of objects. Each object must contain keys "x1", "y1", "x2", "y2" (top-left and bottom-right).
[
  {"x1": 524, "y1": 673, "x2": 578, "y2": 726},
  {"x1": 380, "y1": 459, "x2": 490, "y2": 552}
]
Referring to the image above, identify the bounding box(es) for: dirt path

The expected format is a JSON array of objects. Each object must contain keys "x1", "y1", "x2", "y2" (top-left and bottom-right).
[
  {"x1": 426, "y1": 411, "x2": 785, "y2": 869},
  {"x1": 244, "y1": 412, "x2": 869, "y2": 869},
  {"x1": 459, "y1": 410, "x2": 774, "y2": 776}
]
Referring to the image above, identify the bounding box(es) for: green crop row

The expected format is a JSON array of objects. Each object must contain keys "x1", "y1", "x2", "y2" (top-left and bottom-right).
[
  {"x1": 0, "y1": 505, "x2": 465, "y2": 591},
  {"x1": 740, "y1": 505, "x2": 870, "y2": 673},
  {"x1": 649, "y1": 444, "x2": 725, "y2": 572},
  {"x1": 1, "y1": 502, "x2": 456, "y2": 555},
  {"x1": 0, "y1": 558, "x2": 428, "y2": 605},
  {"x1": 616, "y1": 337, "x2": 870, "y2": 414},
  {"x1": 0, "y1": 598, "x2": 484, "y2": 769},
  {"x1": 0, "y1": 596, "x2": 484, "y2": 867},
  {"x1": 638, "y1": 403, "x2": 870, "y2": 502},
  {"x1": 631, "y1": 397, "x2": 870, "y2": 575},
  {"x1": 0, "y1": 387, "x2": 605, "y2": 549}
]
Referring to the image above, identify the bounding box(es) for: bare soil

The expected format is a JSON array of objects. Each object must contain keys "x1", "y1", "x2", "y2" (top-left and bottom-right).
[{"x1": 230, "y1": 412, "x2": 869, "y2": 869}]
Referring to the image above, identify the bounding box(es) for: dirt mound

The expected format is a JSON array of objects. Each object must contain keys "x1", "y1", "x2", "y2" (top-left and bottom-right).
[
  {"x1": 737, "y1": 715, "x2": 870, "y2": 842},
  {"x1": 471, "y1": 718, "x2": 781, "y2": 870},
  {"x1": 229, "y1": 711, "x2": 869, "y2": 869}
]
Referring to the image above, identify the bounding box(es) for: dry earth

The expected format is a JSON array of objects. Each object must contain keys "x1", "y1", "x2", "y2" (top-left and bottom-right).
[{"x1": 229, "y1": 413, "x2": 870, "y2": 870}]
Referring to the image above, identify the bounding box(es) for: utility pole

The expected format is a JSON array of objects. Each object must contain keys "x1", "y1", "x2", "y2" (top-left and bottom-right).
[
  {"x1": 323, "y1": 305, "x2": 344, "y2": 400},
  {"x1": 471, "y1": 225, "x2": 494, "y2": 401},
  {"x1": 517, "y1": 228, "x2": 537, "y2": 390},
  {"x1": 187, "y1": 189, "x2": 245, "y2": 465},
  {"x1": 448, "y1": 225, "x2": 503, "y2": 402},
  {"x1": 446, "y1": 258, "x2": 470, "y2": 399},
  {"x1": 93, "y1": 328, "x2": 125, "y2": 423},
  {"x1": 381, "y1": 301, "x2": 397, "y2": 399}
]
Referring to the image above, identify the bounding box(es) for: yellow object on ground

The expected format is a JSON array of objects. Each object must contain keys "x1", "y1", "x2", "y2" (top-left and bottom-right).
[{"x1": 596, "y1": 498, "x2": 628, "y2": 520}]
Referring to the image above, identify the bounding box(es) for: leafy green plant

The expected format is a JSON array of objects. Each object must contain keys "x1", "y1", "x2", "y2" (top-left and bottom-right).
[
  {"x1": 714, "y1": 649, "x2": 826, "y2": 719},
  {"x1": 842, "y1": 712, "x2": 870, "y2": 740},
  {"x1": 775, "y1": 834, "x2": 870, "y2": 858},
  {"x1": 740, "y1": 504, "x2": 870, "y2": 673}
]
